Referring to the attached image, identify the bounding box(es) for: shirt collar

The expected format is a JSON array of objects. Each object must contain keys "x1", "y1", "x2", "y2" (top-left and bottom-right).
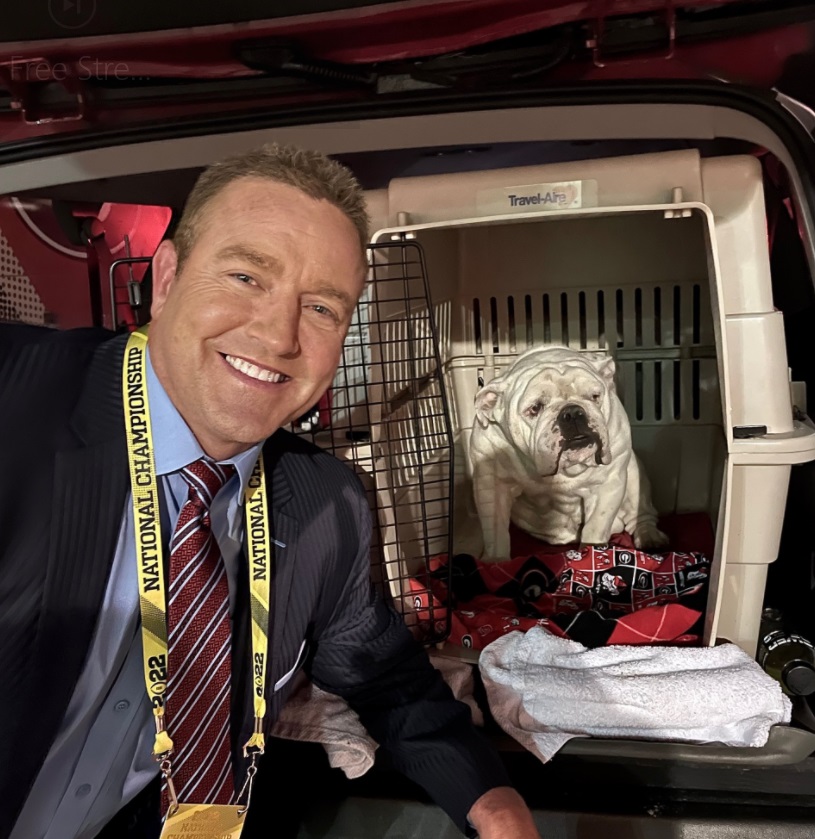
[{"x1": 146, "y1": 346, "x2": 263, "y2": 498}]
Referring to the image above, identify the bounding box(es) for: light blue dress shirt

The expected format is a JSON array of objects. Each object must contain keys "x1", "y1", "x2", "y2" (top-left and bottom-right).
[{"x1": 11, "y1": 348, "x2": 263, "y2": 839}]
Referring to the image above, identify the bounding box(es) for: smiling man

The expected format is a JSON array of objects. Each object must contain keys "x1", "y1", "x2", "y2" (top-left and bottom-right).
[
  {"x1": 0, "y1": 144, "x2": 539, "y2": 839},
  {"x1": 147, "y1": 170, "x2": 366, "y2": 460}
]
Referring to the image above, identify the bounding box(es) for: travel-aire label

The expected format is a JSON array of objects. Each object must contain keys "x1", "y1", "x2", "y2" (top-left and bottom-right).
[{"x1": 477, "y1": 180, "x2": 594, "y2": 215}]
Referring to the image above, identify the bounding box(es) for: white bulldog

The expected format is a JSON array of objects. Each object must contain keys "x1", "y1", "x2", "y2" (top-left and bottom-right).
[{"x1": 469, "y1": 346, "x2": 668, "y2": 560}]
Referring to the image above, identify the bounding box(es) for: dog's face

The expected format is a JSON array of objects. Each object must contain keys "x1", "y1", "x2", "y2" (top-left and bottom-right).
[{"x1": 474, "y1": 349, "x2": 618, "y2": 476}]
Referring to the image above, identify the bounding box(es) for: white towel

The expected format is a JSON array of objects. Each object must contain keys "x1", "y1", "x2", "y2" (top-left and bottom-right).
[
  {"x1": 479, "y1": 628, "x2": 792, "y2": 763},
  {"x1": 271, "y1": 654, "x2": 482, "y2": 778}
]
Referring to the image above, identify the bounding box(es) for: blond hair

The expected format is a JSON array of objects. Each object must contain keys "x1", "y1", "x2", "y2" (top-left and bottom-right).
[{"x1": 174, "y1": 143, "x2": 369, "y2": 269}]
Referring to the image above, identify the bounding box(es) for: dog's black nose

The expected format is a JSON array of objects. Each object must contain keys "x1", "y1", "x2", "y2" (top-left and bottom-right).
[{"x1": 558, "y1": 404, "x2": 587, "y2": 424}]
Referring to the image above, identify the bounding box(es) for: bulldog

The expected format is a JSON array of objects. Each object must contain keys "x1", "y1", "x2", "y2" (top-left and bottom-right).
[{"x1": 469, "y1": 346, "x2": 668, "y2": 560}]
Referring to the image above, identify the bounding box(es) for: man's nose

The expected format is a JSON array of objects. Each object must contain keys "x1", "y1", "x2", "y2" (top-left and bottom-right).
[
  {"x1": 557, "y1": 404, "x2": 587, "y2": 425},
  {"x1": 249, "y1": 298, "x2": 301, "y2": 357}
]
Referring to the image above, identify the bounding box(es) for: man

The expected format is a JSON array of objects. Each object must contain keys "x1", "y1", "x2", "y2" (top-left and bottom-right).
[{"x1": 0, "y1": 144, "x2": 539, "y2": 838}]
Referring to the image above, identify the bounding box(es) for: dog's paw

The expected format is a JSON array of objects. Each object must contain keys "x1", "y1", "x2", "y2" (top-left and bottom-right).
[{"x1": 631, "y1": 523, "x2": 670, "y2": 551}]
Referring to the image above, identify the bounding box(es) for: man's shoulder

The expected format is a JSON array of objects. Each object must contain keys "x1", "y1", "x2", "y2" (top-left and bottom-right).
[
  {"x1": 263, "y1": 429, "x2": 366, "y2": 496},
  {"x1": 0, "y1": 321, "x2": 112, "y2": 344},
  {"x1": 0, "y1": 322, "x2": 115, "y2": 366},
  {"x1": 0, "y1": 323, "x2": 119, "y2": 427}
]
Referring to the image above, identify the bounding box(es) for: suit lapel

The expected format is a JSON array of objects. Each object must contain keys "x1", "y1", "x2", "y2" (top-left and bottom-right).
[
  {"x1": 269, "y1": 509, "x2": 299, "y2": 692},
  {"x1": 232, "y1": 436, "x2": 300, "y2": 746},
  {"x1": 15, "y1": 335, "x2": 130, "y2": 814}
]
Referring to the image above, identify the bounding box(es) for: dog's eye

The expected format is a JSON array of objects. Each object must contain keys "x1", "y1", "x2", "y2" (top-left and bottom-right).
[
  {"x1": 524, "y1": 400, "x2": 544, "y2": 418},
  {"x1": 590, "y1": 392, "x2": 602, "y2": 403}
]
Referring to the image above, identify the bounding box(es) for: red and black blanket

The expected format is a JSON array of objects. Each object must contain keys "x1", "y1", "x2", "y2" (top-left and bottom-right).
[{"x1": 408, "y1": 513, "x2": 713, "y2": 649}]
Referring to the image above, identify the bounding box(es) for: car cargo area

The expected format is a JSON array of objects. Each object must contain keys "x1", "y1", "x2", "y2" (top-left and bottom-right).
[{"x1": 3, "y1": 93, "x2": 815, "y2": 835}]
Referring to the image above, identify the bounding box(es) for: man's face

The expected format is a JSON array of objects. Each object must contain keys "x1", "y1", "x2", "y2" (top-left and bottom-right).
[{"x1": 148, "y1": 177, "x2": 365, "y2": 460}]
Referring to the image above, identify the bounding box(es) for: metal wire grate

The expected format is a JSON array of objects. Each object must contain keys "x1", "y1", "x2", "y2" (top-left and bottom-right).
[{"x1": 295, "y1": 240, "x2": 454, "y2": 644}]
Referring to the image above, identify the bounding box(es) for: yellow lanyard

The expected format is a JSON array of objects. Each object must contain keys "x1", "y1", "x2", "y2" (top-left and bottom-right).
[{"x1": 122, "y1": 327, "x2": 271, "y2": 813}]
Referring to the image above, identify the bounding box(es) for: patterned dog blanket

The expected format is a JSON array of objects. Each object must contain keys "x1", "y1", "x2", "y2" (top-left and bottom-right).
[{"x1": 408, "y1": 514, "x2": 713, "y2": 649}]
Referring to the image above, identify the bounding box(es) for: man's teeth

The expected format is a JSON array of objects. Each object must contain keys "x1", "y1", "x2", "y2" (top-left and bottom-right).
[{"x1": 224, "y1": 355, "x2": 288, "y2": 383}]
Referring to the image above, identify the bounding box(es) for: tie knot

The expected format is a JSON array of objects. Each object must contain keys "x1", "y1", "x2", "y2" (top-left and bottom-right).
[{"x1": 181, "y1": 458, "x2": 235, "y2": 508}]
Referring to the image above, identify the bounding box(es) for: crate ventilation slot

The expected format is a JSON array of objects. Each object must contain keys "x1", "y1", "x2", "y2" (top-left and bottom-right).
[{"x1": 469, "y1": 284, "x2": 715, "y2": 424}]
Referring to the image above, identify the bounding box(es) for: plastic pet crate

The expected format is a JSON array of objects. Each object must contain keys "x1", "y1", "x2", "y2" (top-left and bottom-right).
[
  {"x1": 291, "y1": 148, "x2": 815, "y2": 765},
  {"x1": 360, "y1": 149, "x2": 815, "y2": 658}
]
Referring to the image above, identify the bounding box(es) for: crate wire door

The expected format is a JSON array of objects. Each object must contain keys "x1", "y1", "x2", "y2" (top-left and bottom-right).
[{"x1": 296, "y1": 239, "x2": 455, "y2": 645}]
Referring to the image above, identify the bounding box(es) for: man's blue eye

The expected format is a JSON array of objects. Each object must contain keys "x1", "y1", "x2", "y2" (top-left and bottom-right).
[
  {"x1": 312, "y1": 305, "x2": 336, "y2": 320},
  {"x1": 232, "y1": 273, "x2": 253, "y2": 284}
]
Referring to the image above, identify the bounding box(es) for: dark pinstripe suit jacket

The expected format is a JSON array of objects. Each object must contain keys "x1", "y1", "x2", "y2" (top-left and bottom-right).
[{"x1": 0, "y1": 324, "x2": 508, "y2": 838}]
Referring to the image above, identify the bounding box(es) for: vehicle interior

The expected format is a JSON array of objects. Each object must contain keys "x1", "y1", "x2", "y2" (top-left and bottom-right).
[{"x1": 3, "y1": 78, "x2": 815, "y2": 837}]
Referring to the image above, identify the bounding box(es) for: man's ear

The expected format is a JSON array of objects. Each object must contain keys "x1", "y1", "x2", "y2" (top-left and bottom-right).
[
  {"x1": 474, "y1": 381, "x2": 506, "y2": 428},
  {"x1": 150, "y1": 239, "x2": 179, "y2": 320}
]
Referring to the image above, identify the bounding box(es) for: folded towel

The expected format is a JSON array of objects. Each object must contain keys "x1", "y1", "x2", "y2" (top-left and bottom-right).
[
  {"x1": 480, "y1": 628, "x2": 792, "y2": 762},
  {"x1": 271, "y1": 654, "x2": 481, "y2": 777}
]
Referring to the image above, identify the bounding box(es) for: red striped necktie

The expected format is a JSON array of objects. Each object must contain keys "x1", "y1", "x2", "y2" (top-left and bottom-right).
[{"x1": 163, "y1": 458, "x2": 236, "y2": 807}]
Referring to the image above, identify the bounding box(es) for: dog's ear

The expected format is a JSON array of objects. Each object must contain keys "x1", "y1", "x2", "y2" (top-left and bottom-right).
[
  {"x1": 586, "y1": 352, "x2": 617, "y2": 390},
  {"x1": 474, "y1": 382, "x2": 506, "y2": 428}
]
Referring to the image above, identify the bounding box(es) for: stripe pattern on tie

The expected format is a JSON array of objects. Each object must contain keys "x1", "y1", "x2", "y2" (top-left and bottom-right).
[{"x1": 164, "y1": 458, "x2": 236, "y2": 807}]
